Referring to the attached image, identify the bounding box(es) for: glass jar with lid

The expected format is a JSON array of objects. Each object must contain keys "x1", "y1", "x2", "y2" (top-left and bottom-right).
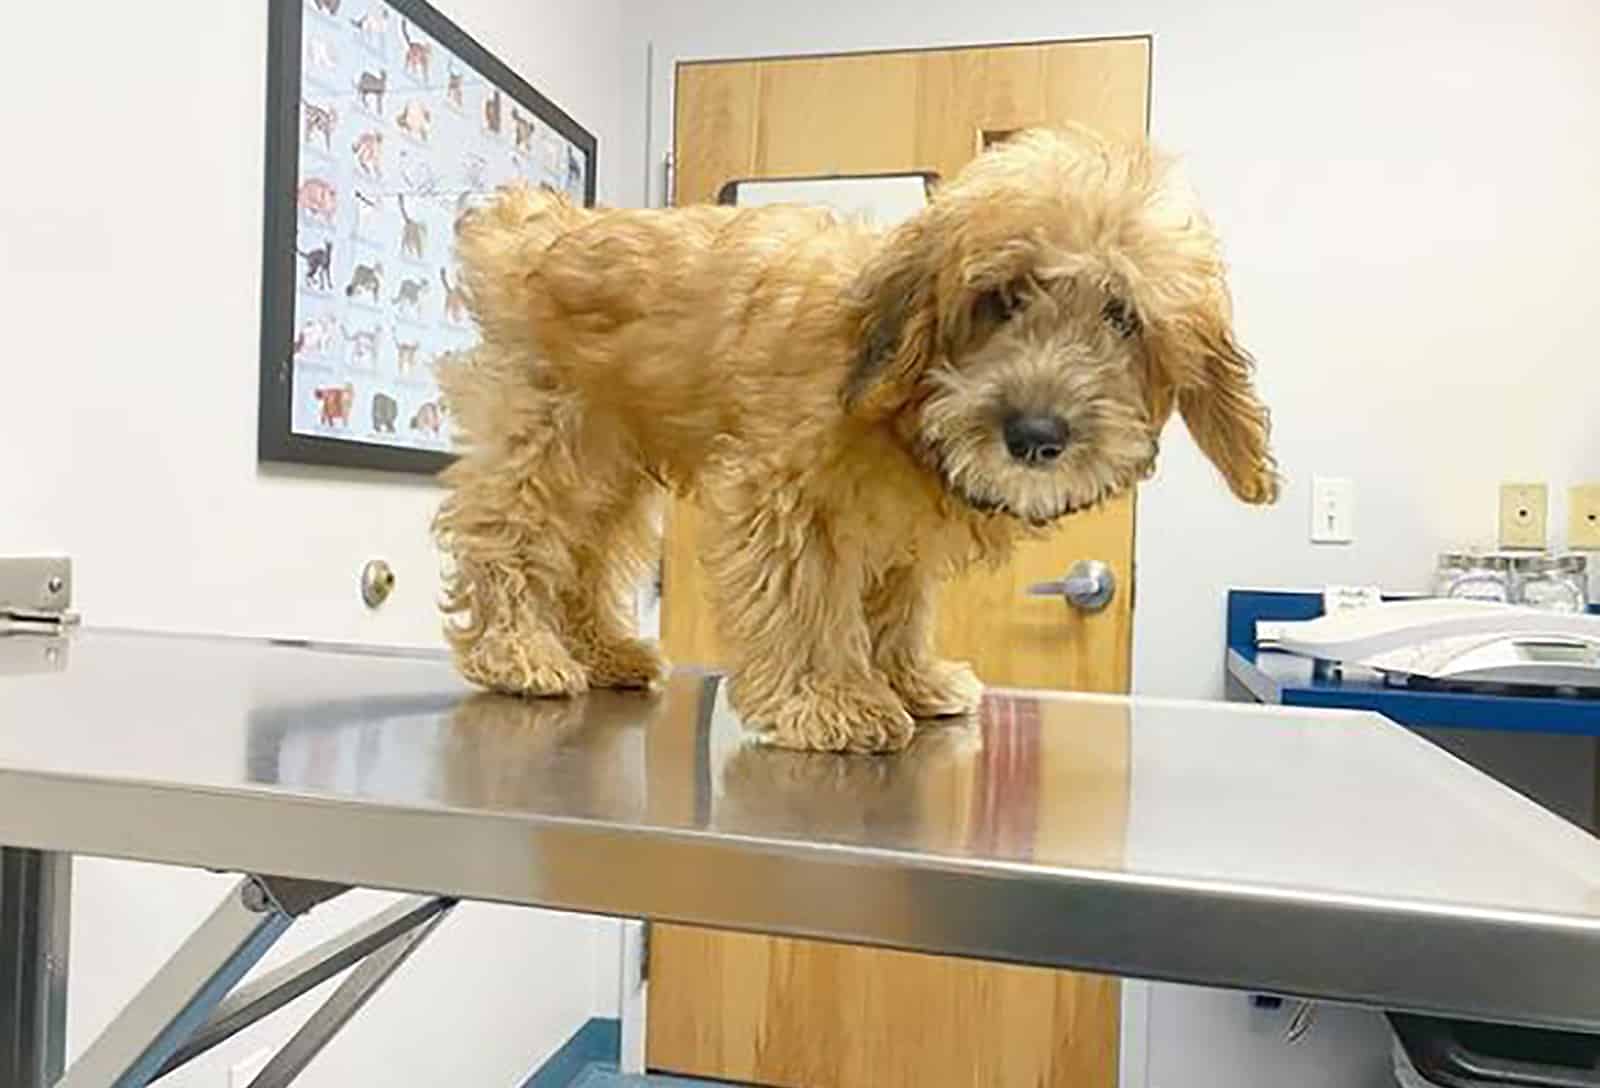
[
  {"x1": 1433, "y1": 551, "x2": 1473, "y2": 598},
  {"x1": 1434, "y1": 551, "x2": 1513, "y2": 602},
  {"x1": 1512, "y1": 553, "x2": 1589, "y2": 612}
]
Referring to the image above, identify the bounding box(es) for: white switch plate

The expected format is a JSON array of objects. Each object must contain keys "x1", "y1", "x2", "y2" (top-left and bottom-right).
[
  {"x1": 231, "y1": 1048, "x2": 273, "y2": 1087},
  {"x1": 1310, "y1": 476, "x2": 1354, "y2": 544}
]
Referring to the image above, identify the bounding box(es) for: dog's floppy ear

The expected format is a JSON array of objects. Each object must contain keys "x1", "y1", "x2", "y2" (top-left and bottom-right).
[
  {"x1": 843, "y1": 215, "x2": 939, "y2": 416},
  {"x1": 1148, "y1": 286, "x2": 1280, "y2": 504}
]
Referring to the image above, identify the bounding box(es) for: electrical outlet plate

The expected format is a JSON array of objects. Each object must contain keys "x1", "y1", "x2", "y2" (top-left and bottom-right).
[
  {"x1": 1310, "y1": 476, "x2": 1354, "y2": 544},
  {"x1": 1571, "y1": 483, "x2": 1600, "y2": 550},
  {"x1": 1498, "y1": 482, "x2": 1548, "y2": 550}
]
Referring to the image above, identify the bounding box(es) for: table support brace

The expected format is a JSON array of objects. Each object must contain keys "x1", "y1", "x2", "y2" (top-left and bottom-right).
[{"x1": 55, "y1": 874, "x2": 452, "y2": 1088}]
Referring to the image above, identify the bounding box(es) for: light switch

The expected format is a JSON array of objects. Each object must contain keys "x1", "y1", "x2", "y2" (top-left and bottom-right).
[{"x1": 1310, "y1": 476, "x2": 1354, "y2": 544}]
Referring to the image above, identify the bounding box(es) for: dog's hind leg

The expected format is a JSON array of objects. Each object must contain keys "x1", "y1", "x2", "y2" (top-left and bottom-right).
[
  {"x1": 438, "y1": 551, "x2": 588, "y2": 696},
  {"x1": 433, "y1": 389, "x2": 593, "y2": 697},
  {"x1": 560, "y1": 475, "x2": 669, "y2": 689},
  {"x1": 865, "y1": 563, "x2": 983, "y2": 718},
  {"x1": 701, "y1": 474, "x2": 914, "y2": 754}
]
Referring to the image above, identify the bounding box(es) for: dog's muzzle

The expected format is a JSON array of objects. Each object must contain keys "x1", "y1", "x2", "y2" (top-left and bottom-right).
[{"x1": 925, "y1": 438, "x2": 1082, "y2": 526}]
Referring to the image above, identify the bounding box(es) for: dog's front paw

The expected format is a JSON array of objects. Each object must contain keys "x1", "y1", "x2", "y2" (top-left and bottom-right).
[
  {"x1": 579, "y1": 638, "x2": 669, "y2": 691},
  {"x1": 755, "y1": 682, "x2": 915, "y2": 754},
  {"x1": 458, "y1": 630, "x2": 589, "y2": 697},
  {"x1": 888, "y1": 658, "x2": 983, "y2": 718}
]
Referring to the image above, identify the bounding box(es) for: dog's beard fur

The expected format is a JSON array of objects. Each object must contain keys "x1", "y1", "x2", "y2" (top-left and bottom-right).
[{"x1": 913, "y1": 293, "x2": 1159, "y2": 526}]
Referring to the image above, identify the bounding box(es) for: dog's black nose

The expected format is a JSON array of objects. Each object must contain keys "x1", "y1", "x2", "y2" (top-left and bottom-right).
[{"x1": 1003, "y1": 413, "x2": 1070, "y2": 464}]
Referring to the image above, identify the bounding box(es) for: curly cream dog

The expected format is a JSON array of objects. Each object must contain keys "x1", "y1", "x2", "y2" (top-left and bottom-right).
[{"x1": 434, "y1": 126, "x2": 1278, "y2": 753}]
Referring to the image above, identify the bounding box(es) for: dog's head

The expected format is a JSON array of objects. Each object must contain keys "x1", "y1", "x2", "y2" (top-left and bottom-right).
[{"x1": 845, "y1": 126, "x2": 1279, "y2": 523}]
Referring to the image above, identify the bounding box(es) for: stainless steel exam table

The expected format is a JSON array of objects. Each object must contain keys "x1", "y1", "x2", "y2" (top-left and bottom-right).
[{"x1": 3, "y1": 630, "x2": 1598, "y2": 1087}]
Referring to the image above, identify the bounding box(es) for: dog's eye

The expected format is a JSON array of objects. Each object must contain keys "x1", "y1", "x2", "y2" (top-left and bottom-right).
[
  {"x1": 976, "y1": 287, "x2": 1024, "y2": 326},
  {"x1": 1101, "y1": 296, "x2": 1142, "y2": 338}
]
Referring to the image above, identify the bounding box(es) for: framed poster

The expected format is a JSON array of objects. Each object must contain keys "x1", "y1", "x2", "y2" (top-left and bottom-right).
[
  {"x1": 718, "y1": 172, "x2": 937, "y2": 231},
  {"x1": 259, "y1": 0, "x2": 597, "y2": 474}
]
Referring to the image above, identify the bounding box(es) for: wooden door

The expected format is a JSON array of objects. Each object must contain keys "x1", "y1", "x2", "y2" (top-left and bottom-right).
[{"x1": 650, "y1": 39, "x2": 1151, "y2": 1087}]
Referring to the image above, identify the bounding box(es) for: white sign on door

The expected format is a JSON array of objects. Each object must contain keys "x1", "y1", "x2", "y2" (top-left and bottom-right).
[{"x1": 728, "y1": 174, "x2": 931, "y2": 230}]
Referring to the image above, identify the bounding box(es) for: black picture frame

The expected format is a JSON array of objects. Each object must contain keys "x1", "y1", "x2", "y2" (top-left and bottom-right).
[{"x1": 258, "y1": 0, "x2": 598, "y2": 475}]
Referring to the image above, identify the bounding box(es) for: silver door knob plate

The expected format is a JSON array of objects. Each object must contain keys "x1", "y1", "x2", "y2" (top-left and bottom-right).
[{"x1": 1027, "y1": 560, "x2": 1116, "y2": 613}]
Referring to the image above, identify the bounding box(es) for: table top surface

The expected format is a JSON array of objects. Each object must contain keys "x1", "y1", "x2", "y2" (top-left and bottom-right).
[{"x1": 3, "y1": 630, "x2": 1600, "y2": 1030}]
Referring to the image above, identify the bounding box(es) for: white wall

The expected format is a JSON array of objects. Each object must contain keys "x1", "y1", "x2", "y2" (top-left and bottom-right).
[
  {"x1": 616, "y1": 1, "x2": 1600, "y2": 1083},
  {"x1": 1, "y1": 0, "x2": 628, "y2": 1081},
  {"x1": 3, "y1": 0, "x2": 629, "y2": 648}
]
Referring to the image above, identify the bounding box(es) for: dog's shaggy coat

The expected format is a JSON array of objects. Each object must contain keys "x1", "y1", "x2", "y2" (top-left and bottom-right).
[{"x1": 434, "y1": 126, "x2": 1278, "y2": 752}]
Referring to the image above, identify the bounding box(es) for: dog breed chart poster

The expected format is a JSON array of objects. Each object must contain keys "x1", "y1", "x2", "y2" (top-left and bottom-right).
[{"x1": 269, "y1": 0, "x2": 594, "y2": 471}]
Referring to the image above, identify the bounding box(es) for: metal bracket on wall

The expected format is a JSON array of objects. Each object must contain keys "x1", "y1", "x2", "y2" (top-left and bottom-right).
[
  {"x1": 0, "y1": 556, "x2": 78, "y2": 635},
  {"x1": 0, "y1": 557, "x2": 77, "y2": 676}
]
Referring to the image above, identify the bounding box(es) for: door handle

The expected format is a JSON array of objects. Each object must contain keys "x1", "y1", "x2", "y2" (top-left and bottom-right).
[{"x1": 1027, "y1": 560, "x2": 1116, "y2": 613}]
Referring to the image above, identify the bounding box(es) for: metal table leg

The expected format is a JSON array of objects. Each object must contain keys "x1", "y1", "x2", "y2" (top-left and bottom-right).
[
  {"x1": 247, "y1": 904, "x2": 450, "y2": 1087},
  {"x1": 55, "y1": 873, "x2": 453, "y2": 1088},
  {"x1": 57, "y1": 876, "x2": 346, "y2": 1088},
  {"x1": 1, "y1": 847, "x2": 71, "y2": 1088},
  {"x1": 152, "y1": 895, "x2": 452, "y2": 1079}
]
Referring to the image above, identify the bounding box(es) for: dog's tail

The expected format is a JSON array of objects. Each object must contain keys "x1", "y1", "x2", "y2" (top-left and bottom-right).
[
  {"x1": 452, "y1": 183, "x2": 585, "y2": 345},
  {"x1": 432, "y1": 347, "x2": 506, "y2": 455}
]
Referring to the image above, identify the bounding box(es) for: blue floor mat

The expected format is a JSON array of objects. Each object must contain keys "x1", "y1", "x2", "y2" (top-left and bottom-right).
[{"x1": 569, "y1": 1063, "x2": 727, "y2": 1087}]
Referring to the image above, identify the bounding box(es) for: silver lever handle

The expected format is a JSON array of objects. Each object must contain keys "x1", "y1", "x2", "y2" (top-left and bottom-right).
[{"x1": 1027, "y1": 560, "x2": 1116, "y2": 613}]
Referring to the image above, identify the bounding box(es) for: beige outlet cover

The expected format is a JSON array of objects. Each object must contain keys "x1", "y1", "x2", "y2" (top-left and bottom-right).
[
  {"x1": 1499, "y1": 482, "x2": 1548, "y2": 550},
  {"x1": 1570, "y1": 483, "x2": 1600, "y2": 550}
]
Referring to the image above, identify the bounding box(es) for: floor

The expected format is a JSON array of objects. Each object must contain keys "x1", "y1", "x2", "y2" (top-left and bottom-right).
[{"x1": 569, "y1": 1064, "x2": 731, "y2": 1087}]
